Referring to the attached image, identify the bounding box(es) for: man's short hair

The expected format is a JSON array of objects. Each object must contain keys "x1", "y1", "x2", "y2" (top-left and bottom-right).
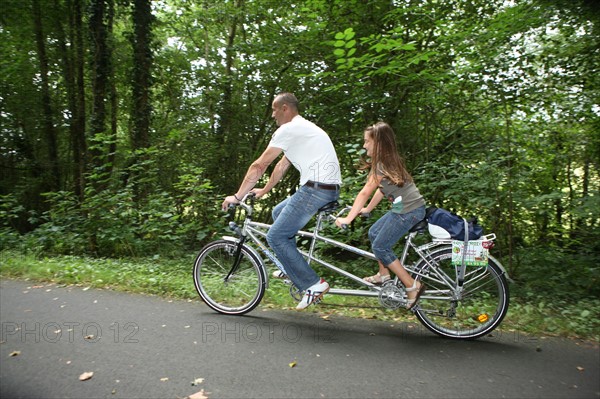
[{"x1": 275, "y1": 92, "x2": 299, "y2": 112}]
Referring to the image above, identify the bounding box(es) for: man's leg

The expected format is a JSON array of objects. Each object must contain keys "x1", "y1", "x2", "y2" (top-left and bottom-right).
[{"x1": 267, "y1": 185, "x2": 337, "y2": 291}]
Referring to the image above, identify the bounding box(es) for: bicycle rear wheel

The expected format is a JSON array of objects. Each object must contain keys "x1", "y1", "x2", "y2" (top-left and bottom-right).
[
  {"x1": 193, "y1": 239, "x2": 266, "y2": 315},
  {"x1": 413, "y1": 247, "x2": 509, "y2": 339}
]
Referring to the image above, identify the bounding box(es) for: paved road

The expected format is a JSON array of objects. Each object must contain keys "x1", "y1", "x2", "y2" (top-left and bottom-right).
[{"x1": 1, "y1": 279, "x2": 598, "y2": 399}]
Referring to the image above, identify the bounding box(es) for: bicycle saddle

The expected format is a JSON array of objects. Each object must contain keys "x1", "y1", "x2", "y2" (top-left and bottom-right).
[
  {"x1": 409, "y1": 219, "x2": 428, "y2": 233},
  {"x1": 408, "y1": 206, "x2": 438, "y2": 233},
  {"x1": 318, "y1": 201, "x2": 339, "y2": 213}
]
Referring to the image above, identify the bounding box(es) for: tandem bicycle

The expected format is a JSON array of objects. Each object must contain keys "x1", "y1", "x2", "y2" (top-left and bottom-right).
[{"x1": 193, "y1": 193, "x2": 510, "y2": 340}]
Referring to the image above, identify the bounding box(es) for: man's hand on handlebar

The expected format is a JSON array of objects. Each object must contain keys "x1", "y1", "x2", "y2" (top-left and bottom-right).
[
  {"x1": 250, "y1": 187, "x2": 269, "y2": 199},
  {"x1": 221, "y1": 195, "x2": 240, "y2": 211},
  {"x1": 222, "y1": 192, "x2": 259, "y2": 211}
]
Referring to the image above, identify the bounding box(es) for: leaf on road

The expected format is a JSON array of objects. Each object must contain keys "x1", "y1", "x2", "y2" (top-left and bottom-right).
[
  {"x1": 191, "y1": 377, "x2": 204, "y2": 386},
  {"x1": 79, "y1": 371, "x2": 94, "y2": 381},
  {"x1": 188, "y1": 389, "x2": 209, "y2": 399},
  {"x1": 9, "y1": 351, "x2": 21, "y2": 357}
]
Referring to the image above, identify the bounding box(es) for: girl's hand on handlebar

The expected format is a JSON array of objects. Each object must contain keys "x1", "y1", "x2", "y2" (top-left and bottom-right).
[{"x1": 335, "y1": 217, "x2": 351, "y2": 230}]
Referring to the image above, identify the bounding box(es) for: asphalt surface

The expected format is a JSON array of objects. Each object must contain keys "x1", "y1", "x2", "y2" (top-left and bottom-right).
[{"x1": 0, "y1": 278, "x2": 598, "y2": 399}]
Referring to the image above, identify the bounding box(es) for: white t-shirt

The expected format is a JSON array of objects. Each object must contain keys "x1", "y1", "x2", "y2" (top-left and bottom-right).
[{"x1": 268, "y1": 115, "x2": 342, "y2": 186}]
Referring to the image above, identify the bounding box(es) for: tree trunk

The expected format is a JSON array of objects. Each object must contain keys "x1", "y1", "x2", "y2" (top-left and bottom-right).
[
  {"x1": 32, "y1": 0, "x2": 60, "y2": 192},
  {"x1": 130, "y1": 0, "x2": 154, "y2": 201},
  {"x1": 213, "y1": 0, "x2": 241, "y2": 193},
  {"x1": 88, "y1": 0, "x2": 110, "y2": 172},
  {"x1": 131, "y1": 0, "x2": 153, "y2": 151},
  {"x1": 107, "y1": 0, "x2": 118, "y2": 170},
  {"x1": 54, "y1": 0, "x2": 86, "y2": 199},
  {"x1": 504, "y1": 102, "x2": 515, "y2": 274},
  {"x1": 73, "y1": 0, "x2": 87, "y2": 199}
]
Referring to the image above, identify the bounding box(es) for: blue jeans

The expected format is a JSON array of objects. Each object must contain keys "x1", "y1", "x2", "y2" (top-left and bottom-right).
[
  {"x1": 368, "y1": 206, "x2": 426, "y2": 267},
  {"x1": 267, "y1": 185, "x2": 339, "y2": 291}
]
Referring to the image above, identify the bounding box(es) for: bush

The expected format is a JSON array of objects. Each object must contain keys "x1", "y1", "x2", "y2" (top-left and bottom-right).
[
  {"x1": 6, "y1": 163, "x2": 224, "y2": 258},
  {"x1": 510, "y1": 245, "x2": 600, "y2": 301},
  {"x1": 0, "y1": 194, "x2": 23, "y2": 250}
]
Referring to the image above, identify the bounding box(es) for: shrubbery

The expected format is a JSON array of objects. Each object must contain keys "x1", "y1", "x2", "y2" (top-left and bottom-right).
[{"x1": 0, "y1": 164, "x2": 224, "y2": 258}]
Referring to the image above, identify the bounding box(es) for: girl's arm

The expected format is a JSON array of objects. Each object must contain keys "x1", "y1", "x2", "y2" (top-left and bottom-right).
[
  {"x1": 362, "y1": 189, "x2": 384, "y2": 214},
  {"x1": 336, "y1": 174, "x2": 382, "y2": 228}
]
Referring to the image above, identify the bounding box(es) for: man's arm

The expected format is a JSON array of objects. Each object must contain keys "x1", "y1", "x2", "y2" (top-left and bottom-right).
[
  {"x1": 221, "y1": 146, "x2": 283, "y2": 210},
  {"x1": 252, "y1": 156, "x2": 291, "y2": 198}
]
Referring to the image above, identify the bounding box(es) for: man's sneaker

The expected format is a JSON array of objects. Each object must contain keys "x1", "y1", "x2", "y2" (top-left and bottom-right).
[
  {"x1": 272, "y1": 270, "x2": 287, "y2": 279},
  {"x1": 296, "y1": 278, "x2": 329, "y2": 310}
]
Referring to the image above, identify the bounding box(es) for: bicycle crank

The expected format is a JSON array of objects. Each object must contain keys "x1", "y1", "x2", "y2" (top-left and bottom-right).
[
  {"x1": 289, "y1": 285, "x2": 303, "y2": 302},
  {"x1": 378, "y1": 281, "x2": 405, "y2": 309}
]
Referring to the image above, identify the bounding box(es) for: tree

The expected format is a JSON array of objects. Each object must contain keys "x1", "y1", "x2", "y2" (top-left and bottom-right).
[
  {"x1": 32, "y1": 0, "x2": 60, "y2": 192},
  {"x1": 88, "y1": 0, "x2": 113, "y2": 174},
  {"x1": 131, "y1": 0, "x2": 153, "y2": 151}
]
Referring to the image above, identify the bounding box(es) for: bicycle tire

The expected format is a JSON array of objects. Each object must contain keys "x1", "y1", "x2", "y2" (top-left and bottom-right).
[
  {"x1": 413, "y1": 246, "x2": 509, "y2": 340},
  {"x1": 193, "y1": 239, "x2": 266, "y2": 315}
]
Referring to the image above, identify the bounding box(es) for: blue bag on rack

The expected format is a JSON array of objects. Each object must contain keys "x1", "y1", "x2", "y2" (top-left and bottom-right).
[{"x1": 426, "y1": 207, "x2": 483, "y2": 240}]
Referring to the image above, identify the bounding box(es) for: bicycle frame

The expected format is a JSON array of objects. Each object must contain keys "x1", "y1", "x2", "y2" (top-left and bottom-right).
[
  {"x1": 198, "y1": 195, "x2": 510, "y2": 339},
  {"x1": 230, "y1": 200, "x2": 452, "y2": 299}
]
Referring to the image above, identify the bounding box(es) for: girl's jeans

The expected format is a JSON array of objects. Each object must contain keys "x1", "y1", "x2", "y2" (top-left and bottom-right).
[
  {"x1": 368, "y1": 205, "x2": 426, "y2": 267},
  {"x1": 267, "y1": 184, "x2": 339, "y2": 291}
]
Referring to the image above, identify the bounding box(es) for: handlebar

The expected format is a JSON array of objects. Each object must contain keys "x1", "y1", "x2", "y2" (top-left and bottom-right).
[
  {"x1": 228, "y1": 197, "x2": 370, "y2": 231},
  {"x1": 226, "y1": 192, "x2": 257, "y2": 218},
  {"x1": 329, "y1": 206, "x2": 371, "y2": 230},
  {"x1": 227, "y1": 192, "x2": 256, "y2": 208}
]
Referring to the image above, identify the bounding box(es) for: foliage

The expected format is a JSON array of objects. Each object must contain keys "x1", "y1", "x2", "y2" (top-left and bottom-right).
[
  {"x1": 0, "y1": 251, "x2": 198, "y2": 299},
  {"x1": 511, "y1": 246, "x2": 600, "y2": 300},
  {"x1": 8, "y1": 146, "x2": 222, "y2": 257}
]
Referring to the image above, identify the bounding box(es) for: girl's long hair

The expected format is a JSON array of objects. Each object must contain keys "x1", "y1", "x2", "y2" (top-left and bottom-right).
[{"x1": 361, "y1": 122, "x2": 412, "y2": 186}]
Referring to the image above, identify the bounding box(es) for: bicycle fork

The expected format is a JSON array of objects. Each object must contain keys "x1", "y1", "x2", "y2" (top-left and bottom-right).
[{"x1": 223, "y1": 237, "x2": 245, "y2": 282}]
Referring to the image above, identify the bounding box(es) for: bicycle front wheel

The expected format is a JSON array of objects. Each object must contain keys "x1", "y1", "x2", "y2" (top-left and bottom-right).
[
  {"x1": 414, "y1": 247, "x2": 509, "y2": 339},
  {"x1": 193, "y1": 240, "x2": 266, "y2": 315}
]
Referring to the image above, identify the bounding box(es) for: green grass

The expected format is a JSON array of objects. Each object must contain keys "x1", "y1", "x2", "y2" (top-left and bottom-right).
[{"x1": 1, "y1": 250, "x2": 598, "y2": 343}]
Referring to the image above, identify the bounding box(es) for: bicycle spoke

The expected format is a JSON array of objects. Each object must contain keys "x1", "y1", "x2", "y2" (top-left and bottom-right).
[
  {"x1": 193, "y1": 240, "x2": 266, "y2": 315},
  {"x1": 413, "y1": 247, "x2": 509, "y2": 339}
]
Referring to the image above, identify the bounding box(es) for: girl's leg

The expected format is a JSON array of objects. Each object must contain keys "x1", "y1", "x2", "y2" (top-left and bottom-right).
[
  {"x1": 369, "y1": 207, "x2": 426, "y2": 305},
  {"x1": 372, "y1": 257, "x2": 423, "y2": 304},
  {"x1": 364, "y1": 260, "x2": 390, "y2": 284},
  {"x1": 387, "y1": 259, "x2": 424, "y2": 307}
]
